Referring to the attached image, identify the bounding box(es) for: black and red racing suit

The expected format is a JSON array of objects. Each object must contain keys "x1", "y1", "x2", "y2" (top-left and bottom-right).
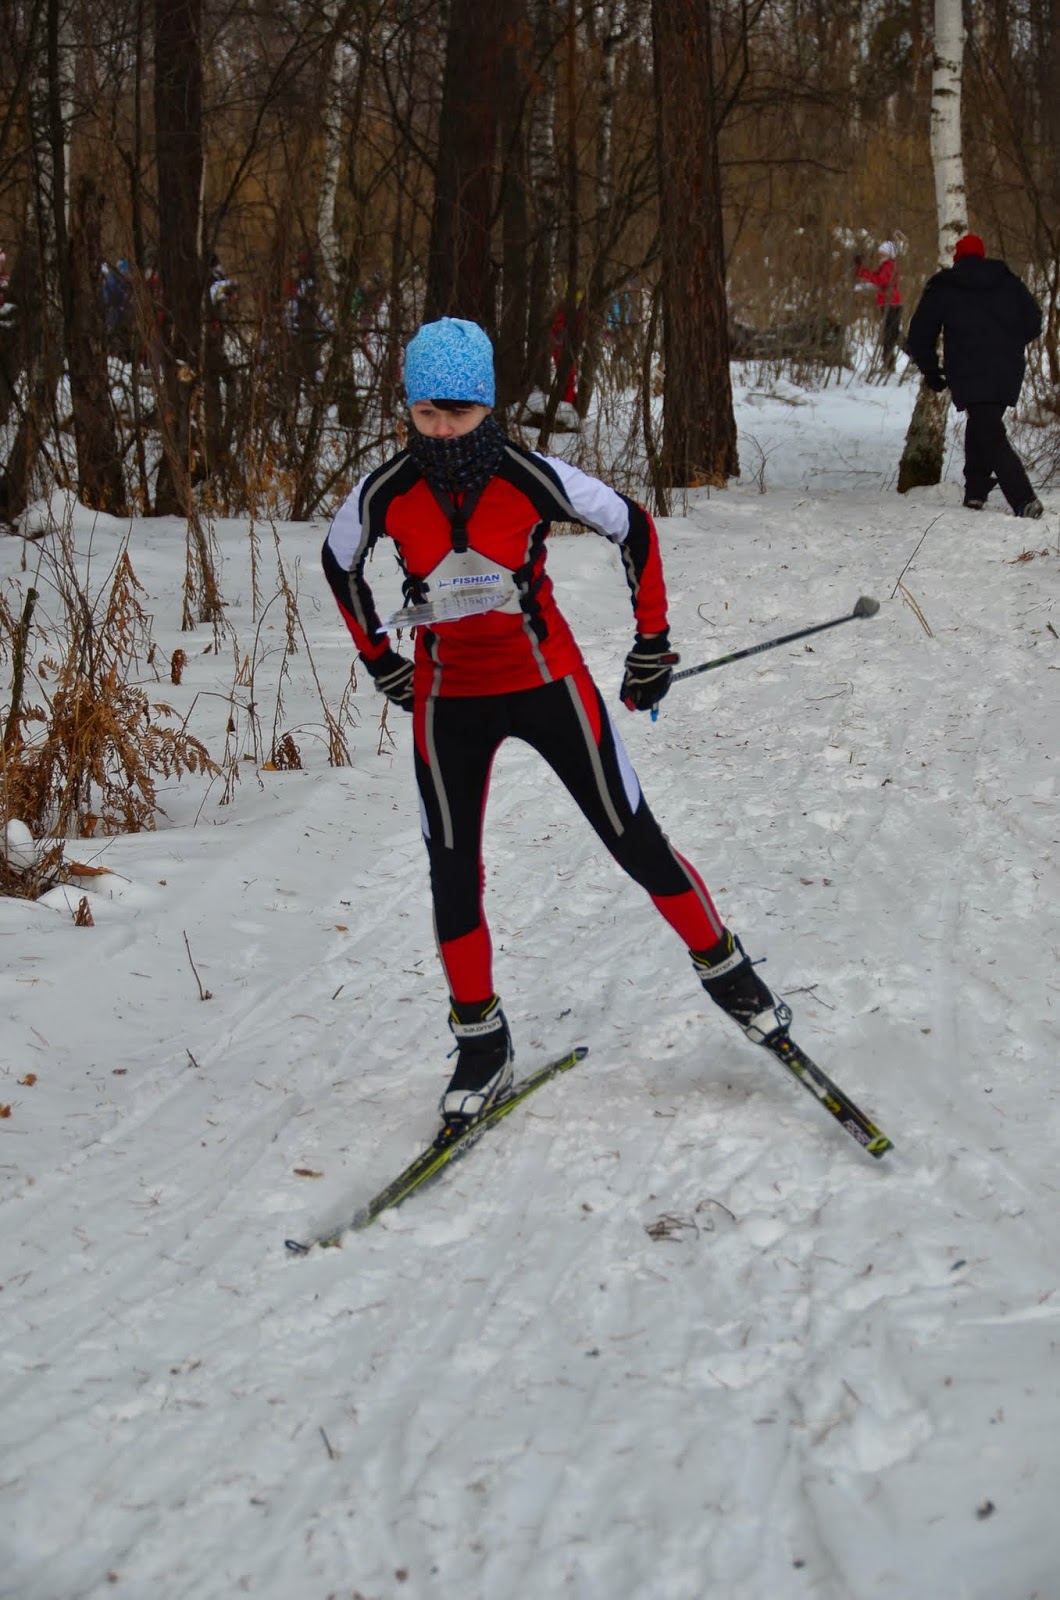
[{"x1": 323, "y1": 436, "x2": 724, "y2": 1002}]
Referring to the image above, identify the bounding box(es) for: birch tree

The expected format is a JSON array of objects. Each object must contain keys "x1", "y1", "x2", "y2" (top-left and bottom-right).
[
  {"x1": 315, "y1": 0, "x2": 348, "y2": 298},
  {"x1": 525, "y1": 0, "x2": 560, "y2": 390},
  {"x1": 897, "y1": 0, "x2": 967, "y2": 493}
]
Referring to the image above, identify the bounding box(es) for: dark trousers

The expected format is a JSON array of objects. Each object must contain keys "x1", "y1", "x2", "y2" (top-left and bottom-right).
[
  {"x1": 881, "y1": 305, "x2": 901, "y2": 373},
  {"x1": 964, "y1": 402, "x2": 1034, "y2": 511},
  {"x1": 414, "y1": 669, "x2": 724, "y2": 1000}
]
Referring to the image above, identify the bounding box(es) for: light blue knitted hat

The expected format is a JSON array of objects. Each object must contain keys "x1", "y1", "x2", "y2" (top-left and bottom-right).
[{"x1": 404, "y1": 317, "x2": 495, "y2": 407}]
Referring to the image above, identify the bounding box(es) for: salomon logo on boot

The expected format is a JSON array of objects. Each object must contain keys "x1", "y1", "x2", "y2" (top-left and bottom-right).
[
  {"x1": 691, "y1": 932, "x2": 792, "y2": 1045},
  {"x1": 441, "y1": 996, "x2": 514, "y2": 1123}
]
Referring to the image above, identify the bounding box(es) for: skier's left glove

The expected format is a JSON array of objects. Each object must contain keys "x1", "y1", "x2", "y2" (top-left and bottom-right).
[
  {"x1": 621, "y1": 632, "x2": 680, "y2": 712},
  {"x1": 361, "y1": 647, "x2": 414, "y2": 711}
]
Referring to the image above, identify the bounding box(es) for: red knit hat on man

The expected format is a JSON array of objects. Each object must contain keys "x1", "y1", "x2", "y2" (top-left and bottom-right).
[{"x1": 953, "y1": 233, "x2": 985, "y2": 261}]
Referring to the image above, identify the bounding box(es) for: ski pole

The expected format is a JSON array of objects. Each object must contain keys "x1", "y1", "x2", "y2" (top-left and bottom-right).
[{"x1": 651, "y1": 595, "x2": 880, "y2": 720}]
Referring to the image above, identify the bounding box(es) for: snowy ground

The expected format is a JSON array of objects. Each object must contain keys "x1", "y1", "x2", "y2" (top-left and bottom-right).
[{"x1": 2, "y1": 369, "x2": 1058, "y2": 1600}]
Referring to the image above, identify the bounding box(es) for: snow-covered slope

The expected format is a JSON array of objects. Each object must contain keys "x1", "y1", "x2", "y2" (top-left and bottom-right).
[{"x1": 1, "y1": 374, "x2": 1057, "y2": 1600}]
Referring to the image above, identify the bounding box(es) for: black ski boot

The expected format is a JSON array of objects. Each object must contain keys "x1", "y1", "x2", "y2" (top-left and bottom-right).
[
  {"x1": 441, "y1": 996, "x2": 514, "y2": 1124},
  {"x1": 691, "y1": 931, "x2": 792, "y2": 1045}
]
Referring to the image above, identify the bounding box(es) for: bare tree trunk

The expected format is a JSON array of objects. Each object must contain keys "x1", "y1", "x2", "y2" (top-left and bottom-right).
[
  {"x1": 0, "y1": 9, "x2": 64, "y2": 518},
  {"x1": 68, "y1": 175, "x2": 126, "y2": 510},
  {"x1": 526, "y1": 0, "x2": 560, "y2": 390},
  {"x1": 45, "y1": 0, "x2": 72, "y2": 332},
  {"x1": 1033, "y1": 0, "x2": 1060, "y2": 384},
  {"x1": 495, "y1": 5, "x2": 532, "y2": 409},
  {"x1": 153, "y1": 0, "x2": 204, "y2": 516},
  {"x1": 898, "y1": 0, "x2": 967, "y2": 493},
  {"x1": 651, "y1": 0, "x2": 737, "y2": 488},
  {"x1": 536, "y1": 0, "x2": 582, "y2": 443},
  {"x1": 575, "y1": 0, "x2": 625, "y2": 420},
  {"x1": 425, "y1": 0, "x2": 505, "y2": 325}
]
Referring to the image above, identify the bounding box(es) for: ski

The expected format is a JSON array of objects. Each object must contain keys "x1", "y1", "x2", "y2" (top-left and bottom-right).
[
  {"x1": 765, "y1": 1030, "x2": 893, "y2": 1158},
  {"x1": 285, "y1": 1045, "x2": 588, "y2": 1254}
]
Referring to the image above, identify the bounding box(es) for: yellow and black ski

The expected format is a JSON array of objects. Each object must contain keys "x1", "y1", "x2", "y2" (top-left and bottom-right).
[
  {"x1": 285, "y1": 1045, "x2": 588, "y2": 1254},
  {"x1": 764, "y1": 1031, "x2": 893, "y2": 1158}
]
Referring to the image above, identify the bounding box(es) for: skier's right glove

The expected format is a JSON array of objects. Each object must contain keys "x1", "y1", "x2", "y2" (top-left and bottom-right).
[
  {"x1": 361, "y1": 647, "x2": 415, "y2": 712},
  {"x1": 924, "y1": 371, "x2": 948, "y2": 393},
  {"x1": 620, "y1": 632, "x2": 680, "y2": 712}
]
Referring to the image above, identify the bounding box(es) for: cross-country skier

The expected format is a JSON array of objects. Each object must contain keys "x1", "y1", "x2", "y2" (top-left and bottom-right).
[{"x1": 322, "y1": 317, "x2": 793, "y2": 1125}]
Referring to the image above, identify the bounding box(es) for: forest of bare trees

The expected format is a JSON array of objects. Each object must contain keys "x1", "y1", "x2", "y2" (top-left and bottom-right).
[{"x1": 0, "y1": 0, "x2": 1057, "y2": 529}]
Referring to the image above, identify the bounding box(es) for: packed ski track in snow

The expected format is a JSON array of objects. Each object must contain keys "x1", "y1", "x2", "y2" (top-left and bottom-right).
[{"x1": 2, "y1": 372, "x2": 1058, "y2": 1600}]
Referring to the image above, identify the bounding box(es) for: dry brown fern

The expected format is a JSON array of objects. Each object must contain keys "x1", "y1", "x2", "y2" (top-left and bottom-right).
[{"x1": 1, "y1": 522, "x2": 220, "y2": 887}]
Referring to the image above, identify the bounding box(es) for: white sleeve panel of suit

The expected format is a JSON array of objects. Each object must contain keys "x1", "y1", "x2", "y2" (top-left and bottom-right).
[
  {"x1": 533, "y1": 453, "x2": 635, "y2": 543},
  {"x1": 326, "y1": 473, "x2": 371, "y2": 570}
]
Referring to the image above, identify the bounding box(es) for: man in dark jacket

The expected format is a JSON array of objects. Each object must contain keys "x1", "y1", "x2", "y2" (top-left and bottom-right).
[{"x1": 905, "y1": 233, "x2": 1043, "y2": 518}]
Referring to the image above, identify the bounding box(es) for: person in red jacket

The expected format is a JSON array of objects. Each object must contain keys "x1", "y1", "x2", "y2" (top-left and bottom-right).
[
  {"x1": 854, "y1": 240, "x2": 903, "y2": 374},
  {"x1": 322, "y1": 316, "x2": 792, "y2": 1125}
]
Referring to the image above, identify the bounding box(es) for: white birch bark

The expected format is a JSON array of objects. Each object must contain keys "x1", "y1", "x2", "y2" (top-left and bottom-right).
[
  {"x1": 52, "y1": 0, "x2": 77, "y2": 230},
  {"x1": 930, "y1": 0, "x2": 968, "y2": 265},
  {"x1": 530, "y1": 0, "x2": 559, "y2": 236},
  {"x1": 34, "y1": 0, "x2": 77, "y2": 239},
  {"x1": 315, "y1": 0, "x2": 348, "y2": 296},
  {"x1": 897, "y1": 0, "x2": 967, "y2": 491}
]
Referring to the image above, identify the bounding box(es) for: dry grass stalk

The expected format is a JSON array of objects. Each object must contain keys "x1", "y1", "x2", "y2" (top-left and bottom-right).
[
  {"x1": 1, "y1": 515, "x2": 220, "y2": 895},
  {"x1": 897, "y1": 582, "x2": 934, "y2": 637}
]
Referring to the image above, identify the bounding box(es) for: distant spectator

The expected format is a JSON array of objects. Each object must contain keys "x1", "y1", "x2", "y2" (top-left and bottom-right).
[
  {"x1": 355, "y1": 269, "x2": 386, "y2": 337},
  {"x1": 143, "y1": 256, "x2": 166, "y2": 369},
  {"x1": 102, "y1": 258, "x2": 133, "y2": 356},
  {"x1": 606, "y1": 280, "x2": 637, "y2": 339},
  {"x1": 285, "y1": 251, "x2": 334, "y2": 380},
  {"x1": 905, "y1": 232, "x2": 1044, "y2": 518},
  {"x1": 550, "y1": 294, "x2": 584, "y2": 429},
  {"x1": 853, "y1": 240, "x2": 902, "y2": 374},
  {"x1": 208, "y1": 256, "x2": 238, "y2": 325}
]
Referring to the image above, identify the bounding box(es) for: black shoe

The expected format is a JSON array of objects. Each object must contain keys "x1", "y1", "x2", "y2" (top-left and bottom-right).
[
  {"x1": 441, "y1": 996, "x2": 514, "y2": 1122},
  {"x1": 964, "y1": 475, "x2": 996, "y2": 510},
  {"x1": 1017, "y1": 498, "x2": 1044, "y2": 519},
  {"x1": 691, "y1": 931, "x2": 792, "y2": 1045}
]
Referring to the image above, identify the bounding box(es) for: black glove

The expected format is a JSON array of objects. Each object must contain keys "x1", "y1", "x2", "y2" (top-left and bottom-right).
[
  {"x1": 620, "y1": 632, "x2": 680, "y2": 712},
  {"x1": 925, "y1": 371, "x2": 948, "y2": 394},
  {"x1": 361, "y1": 647, "x2": 414, "y2": 711}
]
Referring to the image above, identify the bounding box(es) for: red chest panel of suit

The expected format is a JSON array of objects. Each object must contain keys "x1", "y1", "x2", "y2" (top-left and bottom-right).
[
  {"x1": 386, "y1": 478, "x2": 539, "y2": 576},
  {"x1": 385, "y1": 478, "x2": 583, "y2": 697}
]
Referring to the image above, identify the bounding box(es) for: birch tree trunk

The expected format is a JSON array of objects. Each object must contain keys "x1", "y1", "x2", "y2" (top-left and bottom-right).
[
  {"x1": 929, "y1": 0, "x2": 968, "y2": 265},
  {"x1": 897, "y1": 0, "x2": 967, "y2": 493},
  {"x1": 315, "y1": 0, "x2": 348, "y2": 298},
  {"x1": 526, "y1": 0, "x2": 560, "y2": 390}
]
